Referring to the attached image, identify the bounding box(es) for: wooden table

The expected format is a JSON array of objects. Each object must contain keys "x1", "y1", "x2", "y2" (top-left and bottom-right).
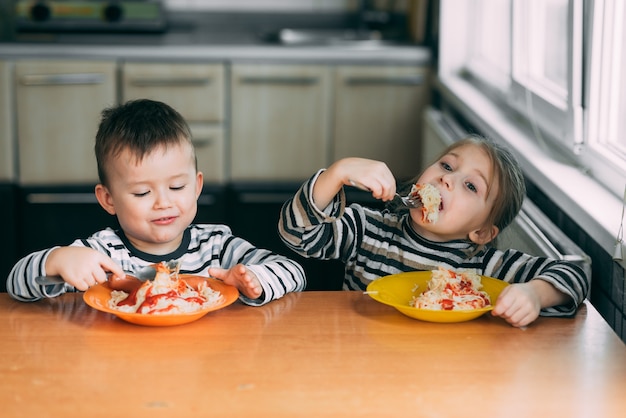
[{"x1": 1, "y1": 291, "x2": 625, "y2": 417}]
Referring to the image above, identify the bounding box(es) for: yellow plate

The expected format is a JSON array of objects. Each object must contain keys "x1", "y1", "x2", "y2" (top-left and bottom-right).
[
  {"x1": 83, "y1": 275, "x2": 239, "y2": 327},
  {"x1": 366, "y1": 271, "x2": 509, "y2": 323}
]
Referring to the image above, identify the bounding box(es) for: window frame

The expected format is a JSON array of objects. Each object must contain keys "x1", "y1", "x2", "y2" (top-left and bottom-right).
[
  {"x1": 437, "y1": 0, "x2": 625, "y2": 257},
  {"x1": 442, "y1": 0, "x2": 624, "y2": 198}
]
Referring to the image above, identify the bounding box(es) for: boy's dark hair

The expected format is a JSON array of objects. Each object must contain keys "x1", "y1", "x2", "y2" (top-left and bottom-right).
[{"x1": 95, "y1": 99, "x2": 194, "y2": 186}]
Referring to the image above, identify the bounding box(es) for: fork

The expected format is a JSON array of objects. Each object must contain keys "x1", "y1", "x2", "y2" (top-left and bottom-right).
[{"x1": 348, "y1": 179, "x2": 422, "y2": 208}]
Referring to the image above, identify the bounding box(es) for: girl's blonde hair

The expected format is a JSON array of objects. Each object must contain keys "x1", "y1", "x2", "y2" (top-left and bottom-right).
[{"x1": 397, "y1": 134, "x2": 526, "y2": 234}]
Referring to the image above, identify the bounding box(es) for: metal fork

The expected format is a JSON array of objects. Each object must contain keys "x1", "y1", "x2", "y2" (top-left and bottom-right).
[{"x1": 348, "y1": 179, "x2": 422, "y2": 208}]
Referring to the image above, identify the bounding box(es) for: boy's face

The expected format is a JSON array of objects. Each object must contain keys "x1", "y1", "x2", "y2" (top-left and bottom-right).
[
  {"x1": 95, "y1": 140, "x2": 203, "y2": 255},
  {"x1": 410, "y1": 143, "x2": 499, "y2": 244}
]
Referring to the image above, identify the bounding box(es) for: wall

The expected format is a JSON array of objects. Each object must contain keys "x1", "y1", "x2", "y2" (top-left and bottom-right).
[{"x1": 526, "y1": 183, "x2": 626, "y2": 344}]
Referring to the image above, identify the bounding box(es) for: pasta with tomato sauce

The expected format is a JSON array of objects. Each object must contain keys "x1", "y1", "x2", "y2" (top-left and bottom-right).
[
  {"x1": 409, "y1": 183, "x2": 441, "y2": 223},
  {"x1": 411, "y1": 267, "x2": 491, "y2": 311},
  {"x1": 108, "y1": 262, "x2": 223, "y2": 315}
]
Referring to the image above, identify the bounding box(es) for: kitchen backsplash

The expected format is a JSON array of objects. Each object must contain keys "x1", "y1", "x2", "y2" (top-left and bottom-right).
[
  {"x1": 165, "y1": 0, "x2": 409, "y2": 11},
  {"x1": 165, "y1": 0, "x2": 355, "y2": 10}
]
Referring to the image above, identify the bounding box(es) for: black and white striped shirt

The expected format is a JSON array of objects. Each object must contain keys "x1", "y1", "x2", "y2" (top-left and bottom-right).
[
  {"x1": 7, "y1": 224, "x2": 306, "y2": 306},
  {"x1": 279, "y1": 171, "x2": 589, "y2": 317}
]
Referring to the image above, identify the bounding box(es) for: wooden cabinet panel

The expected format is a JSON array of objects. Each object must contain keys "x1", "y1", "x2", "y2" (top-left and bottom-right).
[
  {"x1": 15, "y1": 60, "x2": 117, "y2": 184},
  {"x1": 191, "y1": 124, "x2": 226, "y2": 183},
  {"x1": 122, "y1": 62, "x2": 226, "y2": 183},
  {"x1": 332, "y1": 65, "x2": 430, "y2": 181},
  {"x1": 230, "y1": 64, "x2": 331, "y2": 181},
  {"x1": 122, "y1": 62, "x2": 224, "y2": 123}
]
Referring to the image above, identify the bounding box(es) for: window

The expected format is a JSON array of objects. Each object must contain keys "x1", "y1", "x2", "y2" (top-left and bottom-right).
[
  {"x1": 439, "y1": 0, "x2": 625, "y2": 198},
  {"x1": 588, "y1": 0, "x2": 626, "y2": 195},
  {"x1": 465, "y1": 0, "x2": 511, "y2": 91}
]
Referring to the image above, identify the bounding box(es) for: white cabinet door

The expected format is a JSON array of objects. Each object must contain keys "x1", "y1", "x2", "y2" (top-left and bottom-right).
[
  {"x1": 0, "y1": 61, "x2": 13, "y2": 182},
  {"x1": 332, "y1": 65, "x2": 430, "y2": 181},
  {"x1": 230, "y1": 64, "x2": 331, "y2": 181},
  {"x1": 122, "y1": 62, "x2": 226, "y2": 183},
  {"x1": 16, "y1": 60, "x2": 117, "y2": 184}
]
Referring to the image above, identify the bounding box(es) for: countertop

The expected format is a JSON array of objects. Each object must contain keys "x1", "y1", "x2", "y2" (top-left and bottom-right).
[
  {"x1": 1, "y1": 291, "x2": 625, "y2": 417},
  {"x1": 0, "y1": 12, "x2": 431, "y2": 65}
]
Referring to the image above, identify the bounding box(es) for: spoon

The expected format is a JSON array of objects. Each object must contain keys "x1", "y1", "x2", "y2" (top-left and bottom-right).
[
  {"x1": 35, "y1": 264, "x2": 161, "y2": 286},
  {"x1": 348, "y1": 179, "x2": 422, "y2": 208}
]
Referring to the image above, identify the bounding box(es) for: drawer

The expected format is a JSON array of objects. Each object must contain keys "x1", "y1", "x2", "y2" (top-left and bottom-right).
[
  {"x1": 122, "y1": 62, "x2": 225, "y2": 123},
  {"x1": 191, "y1": 124, "x2": 226, "y2": 184}
]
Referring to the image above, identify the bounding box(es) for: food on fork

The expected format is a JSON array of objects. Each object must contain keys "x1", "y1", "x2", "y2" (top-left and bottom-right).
[
  {"x1": 409, "y1": 183, "x2": 441, "y2": 223},
  {"x1": 410, "y1": 267, "x2": 491, "y2": 311},
  {"x1": 108, "y1": 262, "x2": 223, "y2": 315}
]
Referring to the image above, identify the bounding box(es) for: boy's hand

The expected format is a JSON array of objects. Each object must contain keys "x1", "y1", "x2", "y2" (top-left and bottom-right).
[
  {"x1": 44, "y1": 247, "x2": 126, "y2": 291},
  {"x1": 208, "y1": 264, "x2": 263, "y2": 300},
  {"x1": 491, "y1": 282, "x2": 541, "y2": 327}
]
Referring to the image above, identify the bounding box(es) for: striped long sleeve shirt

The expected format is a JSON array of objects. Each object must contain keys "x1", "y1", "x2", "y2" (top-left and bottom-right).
[
  {"x1": 279, "y1": 171, "x2": 589, "y2": 317},
  {"x1": 7, "y1": 224, "x2": 306, "y2": 306}
]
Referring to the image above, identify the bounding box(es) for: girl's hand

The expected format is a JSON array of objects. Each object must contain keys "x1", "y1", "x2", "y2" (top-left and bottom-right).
[
  {"x1": 492, "y1": 279, "x2": 572, "y2": 327},
  {"x1": 491, "y1": 282, "x2": 541, "y2": 327},
  {"x1": 44, "y1": 247, "x2": 126, "y2": 291},
  {"x1": 208, "y1": 264, "x2": 263, "y2": 300},
  {"x1": 315, "y1": 158, "x2": 397, "y2": 208}
]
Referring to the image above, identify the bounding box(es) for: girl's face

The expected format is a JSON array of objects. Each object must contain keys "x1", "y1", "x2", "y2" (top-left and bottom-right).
[
  {"x1": 410, "y1": 143, "x2": 499, "y2": 244},
  {"x1": 95, "y1": 141, "x2": 203, "y2": 255}
]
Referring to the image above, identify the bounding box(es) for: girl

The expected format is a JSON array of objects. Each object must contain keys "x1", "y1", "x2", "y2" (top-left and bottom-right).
[{"x1": 278, "y1": 135, "x2": 589, "y2": 327}]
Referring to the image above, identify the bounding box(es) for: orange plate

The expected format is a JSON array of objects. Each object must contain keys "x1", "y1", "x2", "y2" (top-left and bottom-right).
[{"x1": 83, "y1": 275, "x2": 239, "y2": 327}]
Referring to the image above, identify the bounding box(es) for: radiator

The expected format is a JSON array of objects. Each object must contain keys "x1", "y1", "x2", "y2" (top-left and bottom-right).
[{"x1": 422, "y1": 107, "x2": 591, "y2": 278}]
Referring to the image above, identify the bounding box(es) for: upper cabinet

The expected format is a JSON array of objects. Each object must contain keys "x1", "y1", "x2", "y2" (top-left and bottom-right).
[
  {"x1": 230, "y1": 64, "x2": 332, "y2": 181},
  {"x1": 122, "y1": 62, "x2": 226, "y2": 183},
  {"x1": 332, "y1": 65, "x2": 430, "y2": 181},
  {"x1": 0, "y1": 61, "x2": 13, "y2": 182},
  {"x1": 7, "y1": 58, "x2": 430, "y2": 185},
  {"x1": 15, "y1": 60, "x2": 117, "y2": 185},
  {"x1": 230, "y1": 63, "x2": 430, "y2": 182},
  {"x1": 122, "y1": 62, "x2": 224, "y2": 123}
]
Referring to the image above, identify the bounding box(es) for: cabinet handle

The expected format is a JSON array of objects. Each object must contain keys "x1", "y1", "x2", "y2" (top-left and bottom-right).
[
  {"x1": 239, "y1": 76, "x2": 318, "y2": 86},
  {"x1": 26, "y1": 193, "x2": 98, "y2": 204},
  {"x1": 239, "y1": 193, "x2": 295, "y2": 203},
  {"x1": 344, "y1": 75, "x2": 424, "y2": 86},
  {"x1": 20, "y1": 73, "x2": 106, "y2": 86},
  {"x1": 129, "y1": 77, "x2": 212, "y2": 87}
]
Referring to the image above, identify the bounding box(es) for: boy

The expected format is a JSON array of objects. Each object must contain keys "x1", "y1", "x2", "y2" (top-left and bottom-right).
[{"x1": 8, "y1": 99, "x2": 305, "y2": 305}]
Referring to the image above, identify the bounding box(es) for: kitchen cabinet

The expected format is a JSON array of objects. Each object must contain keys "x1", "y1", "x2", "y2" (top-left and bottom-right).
[
  {"x1": 121, "y1": 62, "x2": 227, "y2": 183},
  {"x1": 225, "y1": 183, "x2": 345, "y2": 290},
  {"x1": 0, "y1": 60, "x2": 14, "y2": 182},
  {"x1": 0, "y1": 61, "x2": 16, "y2": 291},
  {"x1": 15, "y1": 60, "x2": 117, "y2": 185},
  {"x1": 332, "y1": 65, "x2": 430, "y2": 180},
  {"x1": 225, "y1": 183, "x2": 385, "y2": 290},
  {"x1": 230, "y1": 63, "x2": 429, "y2": 182},
  {"x1": 16, "y1": 185, "x2": 120, "y2": 256},
  {"x1": 16, "y1": 184, "x2": 228, "y2": 260},
  {"x1": 230, "y1": 64, "x2": 332, "y2": 181},
  {"x1": 0, "y1": 184, "x2": 17, "y2": 292}
]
